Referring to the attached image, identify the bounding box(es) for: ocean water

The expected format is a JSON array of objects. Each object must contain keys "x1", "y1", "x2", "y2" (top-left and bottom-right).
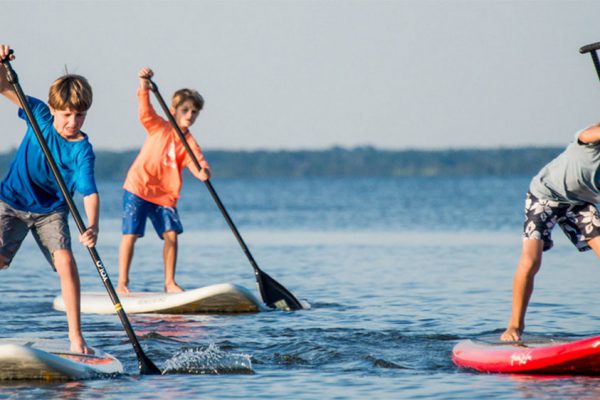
[{"x1": 2, "y1": 176, "x2": 600, "y2": 399}]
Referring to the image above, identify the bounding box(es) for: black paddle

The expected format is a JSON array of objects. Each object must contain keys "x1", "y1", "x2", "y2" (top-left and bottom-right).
[
  {"x1": 146, "y1": 77, "x2": 304, "y2": 311},
  {"x1": 0, "y1": 51, "x2": 161, "y2": 375},
  {"x1": 580, "y1": 42, "x2": 600, "y2": 81}
]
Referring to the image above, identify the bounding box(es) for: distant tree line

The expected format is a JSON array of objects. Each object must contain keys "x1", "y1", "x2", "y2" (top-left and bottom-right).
[{"x1": 0, "y1": 146, "x2": 564, "y2": 180}]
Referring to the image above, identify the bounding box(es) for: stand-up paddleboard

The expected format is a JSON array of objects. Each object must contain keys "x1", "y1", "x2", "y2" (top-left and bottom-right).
[
  {"x1": 452, "y1": 335, "x2": 600, "y2": 375},
  {"x1": 0, "y1": 339, "x2": 123, "y2": 380},
  {"x1": 54, "y1": 283, "x2": 264, "y2": 315}
]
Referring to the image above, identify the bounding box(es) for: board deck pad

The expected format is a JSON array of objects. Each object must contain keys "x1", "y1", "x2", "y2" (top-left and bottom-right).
[
  {"x1": 452, "y1": 335, "x2": 600, "y2": 375},
  {"x1": 54, "y1": 283, "x2": 264, "y2": 314},
  {"x1": 0, "y1": 339, "x2": 123, "y2": 380}
]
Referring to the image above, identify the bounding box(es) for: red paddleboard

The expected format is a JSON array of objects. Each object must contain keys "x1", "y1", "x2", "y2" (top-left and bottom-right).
[{"x1": 452, "y1": 335, "x2": 600, "y2": 375}]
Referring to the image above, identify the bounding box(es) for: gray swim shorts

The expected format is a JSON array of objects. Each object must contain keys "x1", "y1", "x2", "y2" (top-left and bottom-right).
[
  {"x1": 522, "y1": 192, "x2": 600, "y2": 252},
  {"x1": 0, "y1": 200, "x2": 71, "y2": 270}
]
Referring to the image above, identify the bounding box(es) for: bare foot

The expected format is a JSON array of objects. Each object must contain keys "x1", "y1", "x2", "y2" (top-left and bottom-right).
[
  {"x1": 500, "y1": 327, "x2": 522, "y2": 342},
  {"x1": 70, "y1": 336, "x2": 95, "y2": 355},
  {"x1": 116, "y1": 284, "x2": 130, "y2": 295},
  {"x1": 165, "y1": 282, "x2": 184, "y2": 293}
]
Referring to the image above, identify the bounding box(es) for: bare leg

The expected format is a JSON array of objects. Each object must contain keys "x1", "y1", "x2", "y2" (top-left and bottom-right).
[
  {"x1": 500, "y1": 239, "x2": 544, "y2": 341},
  {"x1": 117, "y1": 234, "x2": 138, "y2": 294},
  {"x1": 585, "y1": 235, "x2": 600, "y2": 258},
  {"x1": 0, "y1": 254, "x2": 8, "y2": 269},
  {"x1": 53, "y1": 249, "x2": 93, "y2": 354},
  {"x1": 163, "y1": 230, "x2": 183, "y2": 293}
]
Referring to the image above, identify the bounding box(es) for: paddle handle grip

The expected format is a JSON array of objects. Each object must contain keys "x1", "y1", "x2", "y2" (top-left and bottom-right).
[
  {"x1": 580, "y1": 42, "x2": 600, "y2": 54},
  {"x1": 0, "y1": 49, "x2": 14, "y2": 63},
  {"x1": 580, "y1": 42, "x2": 600, "y2": 82}
]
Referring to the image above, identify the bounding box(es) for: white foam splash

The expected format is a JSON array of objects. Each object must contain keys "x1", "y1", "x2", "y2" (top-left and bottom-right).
[{"x1": 162, "y1": 343, "x2": 254, "y2": 375}]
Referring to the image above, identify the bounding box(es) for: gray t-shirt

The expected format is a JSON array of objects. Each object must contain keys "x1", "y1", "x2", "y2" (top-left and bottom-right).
[{"x1": 529, "y1": 128, "x2": 600, "y2": 204}]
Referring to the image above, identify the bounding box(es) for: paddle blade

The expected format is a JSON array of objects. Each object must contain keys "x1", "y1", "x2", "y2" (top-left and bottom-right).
[
  {"x1": 256, "y1": 269, "x2": 303, "y2": 311},
  {"x1": 139, "y1": 353, "x2": 162, "y2": 375}
]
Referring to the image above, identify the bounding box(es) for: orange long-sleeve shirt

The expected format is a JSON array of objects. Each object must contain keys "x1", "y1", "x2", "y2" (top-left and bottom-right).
[{"x1": 123, "y1": 88, "x2": 210, "y2": 207}]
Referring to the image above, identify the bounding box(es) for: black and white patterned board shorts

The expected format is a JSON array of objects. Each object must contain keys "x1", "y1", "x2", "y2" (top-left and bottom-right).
[{"x1": 523, "y1": 192, "x2": 600, "y2": 252}]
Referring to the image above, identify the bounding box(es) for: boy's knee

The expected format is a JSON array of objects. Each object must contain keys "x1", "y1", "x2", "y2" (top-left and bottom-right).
[
  {"x1": 162, "y1": 231, "x2": 178, "y2": 243},
  {"x1": 518, "y1": 240, "x2": 544, "y2": 271},
  {"x1": 52, "y1": 250, "x2": 76, "y2": 273},
  {"x1": 122, "y1": 234, "x2": 138, "y2": 245},
  {"x1": 519, "y1": 248, "x2": 542, "y2": 269},
  {"x1": 518, "y1": 253, "x2": 542, "y2": 274}
]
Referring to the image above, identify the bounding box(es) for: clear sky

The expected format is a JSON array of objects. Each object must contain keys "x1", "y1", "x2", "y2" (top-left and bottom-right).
[{"x1": 1, "y1": 0, "x2": 600, "y2": 152}]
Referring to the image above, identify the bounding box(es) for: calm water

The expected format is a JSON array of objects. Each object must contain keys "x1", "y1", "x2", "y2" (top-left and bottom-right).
[{"x1": 2, "y1": 176, "x2": 600, "y2": 399}]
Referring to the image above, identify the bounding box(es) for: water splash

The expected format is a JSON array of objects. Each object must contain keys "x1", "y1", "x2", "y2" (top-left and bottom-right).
[
  {"x1": 300, "y1": 299, "x2": 312, "y2": 310},
  {"x1": 162, "y1": 343, "x2": 254, "y2": 375}
]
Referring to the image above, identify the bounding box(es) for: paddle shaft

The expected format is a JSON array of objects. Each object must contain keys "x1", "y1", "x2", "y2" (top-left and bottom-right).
[
  {"x1": 146, "y1": 78, "x2": 303, "y2": 310},
  {"x1": 0, "y1": 56, "x2": 160, "y2": 375}
]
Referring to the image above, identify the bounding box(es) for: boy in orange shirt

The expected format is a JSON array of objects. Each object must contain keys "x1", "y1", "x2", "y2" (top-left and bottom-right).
[{"x1": 117, "y1": 67, "x2": 211, "y2": 294}]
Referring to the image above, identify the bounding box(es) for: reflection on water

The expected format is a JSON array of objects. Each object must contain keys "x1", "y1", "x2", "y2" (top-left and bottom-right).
[{"x1": 508, "y1": 375, "x2": 600, "y2": 399}]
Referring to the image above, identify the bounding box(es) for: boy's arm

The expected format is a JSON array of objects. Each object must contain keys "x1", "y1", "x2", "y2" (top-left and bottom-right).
[
  {"x1": 137, "y1": 67, "x2": 164, "y2": 133},
  {"x1": 579, "y1": 125, "x2": 600, "y2": 144},
  {"x1": 0, "y1": 45, "x2": 22, "y2": 106},
  {"x1": 185, "y1": 137, "x2": 211, "y2": 182},
  {"x1": 80, "y1": 193, "x2": 99, "y2": 247},
  {"x1": 190, "y1": 163, "x2": 211, "y2": 182}
]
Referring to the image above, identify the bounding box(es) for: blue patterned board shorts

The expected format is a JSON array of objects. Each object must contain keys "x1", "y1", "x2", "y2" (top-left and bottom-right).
[
  {"x1": 122, "y1": 190, "x2": 183, "y2": 239},
  {"x1": 523, "y1": 191, "x2": 600, "y2": 252}
]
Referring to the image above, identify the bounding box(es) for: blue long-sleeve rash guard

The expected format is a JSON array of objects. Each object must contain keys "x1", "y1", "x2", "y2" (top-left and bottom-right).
[{"x1": 0, "y1": 96, "x2": 97, "y2": 213}]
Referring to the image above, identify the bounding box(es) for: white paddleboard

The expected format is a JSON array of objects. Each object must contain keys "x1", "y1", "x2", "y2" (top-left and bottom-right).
[
  {"x1": 0, "y1": 339, "x2": 123, "y2": 380},
  {"x1": 54, "y1": 283, "x2": 264, "y2": 314}
]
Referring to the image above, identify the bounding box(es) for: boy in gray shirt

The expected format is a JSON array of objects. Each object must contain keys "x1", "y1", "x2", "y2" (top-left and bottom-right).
[{"x1": 502, "y1": 126, "x2": 600, "y2": 341}]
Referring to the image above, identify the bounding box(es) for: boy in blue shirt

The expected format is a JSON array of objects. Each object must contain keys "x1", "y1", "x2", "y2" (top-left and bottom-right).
[{"x1": 0, "y1": 45, "x2": 98, "y2": 354}]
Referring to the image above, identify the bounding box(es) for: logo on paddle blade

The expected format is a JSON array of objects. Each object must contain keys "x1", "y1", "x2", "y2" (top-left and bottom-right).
[{"x1": 274, "y1": 299, "x2": 290, "y2": 311}]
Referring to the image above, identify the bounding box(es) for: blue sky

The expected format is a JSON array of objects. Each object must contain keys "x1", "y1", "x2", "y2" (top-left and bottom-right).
[{"x1": 1, "y1": 0, "x2": 600, "y2": 151}]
